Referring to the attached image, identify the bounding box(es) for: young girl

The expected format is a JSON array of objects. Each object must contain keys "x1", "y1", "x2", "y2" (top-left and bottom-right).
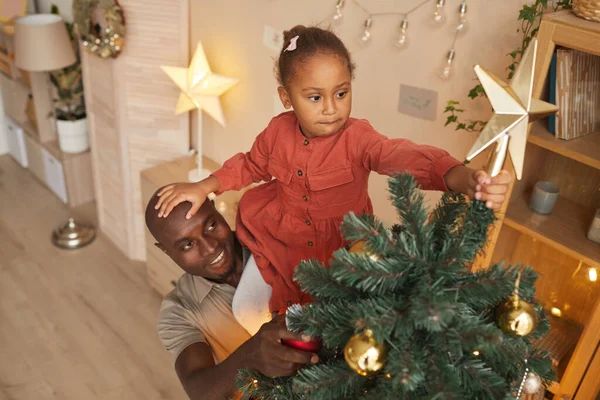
[{"x1": 155, "y1": 26, "x2": 511, "y2": 315}]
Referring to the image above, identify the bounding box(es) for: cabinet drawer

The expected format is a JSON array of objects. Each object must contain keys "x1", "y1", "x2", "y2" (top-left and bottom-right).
[
  {"x1": 42, "y1": 148, "x2": 68, "y2": 204},
  {"x1": 5, "y1": 118, "x2": 28, "y2": 168}
]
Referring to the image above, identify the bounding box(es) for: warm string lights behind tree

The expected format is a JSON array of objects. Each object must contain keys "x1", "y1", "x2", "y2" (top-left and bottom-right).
[{"x1": 329, "y1": 0, "x2": 469, "y2": 80}]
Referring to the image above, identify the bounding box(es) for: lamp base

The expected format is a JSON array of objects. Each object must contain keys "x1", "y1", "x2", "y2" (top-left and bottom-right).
[
  {"x1": 188, "y1": 168, "x2": 213, "y2": 183},
  {"x1": 52, "y1": 218, "x2": 96, "y2": 250}
]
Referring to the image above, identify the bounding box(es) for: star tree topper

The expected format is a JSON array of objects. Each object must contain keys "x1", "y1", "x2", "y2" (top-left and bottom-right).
[{"x1": 466, "y1": 38, "x2": 558, "y2": 179}]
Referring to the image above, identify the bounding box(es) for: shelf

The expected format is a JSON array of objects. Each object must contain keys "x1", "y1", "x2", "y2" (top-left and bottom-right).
[
  {"x1": 42, "y1": 139, "x2": 89, "y2": 161},
  {"x1": 14, "y1": 118, "x2": 89, "y2": 161},
  {"x1": 504, "y1": 194, "x2": 600, "y2": 268},
  {"x1": 545, "y1": 10, "x2": 600, "y2": 37},
  {"x1": 528, "y1": 121, "x2": 600, "y2": 170}
]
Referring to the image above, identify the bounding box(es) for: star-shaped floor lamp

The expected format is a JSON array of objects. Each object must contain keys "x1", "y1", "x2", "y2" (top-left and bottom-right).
[
  {"x1": 162, "y1": 42, "x2": 239, "y2": 182},
  {"x1": 466, "y1": 38, "x2": 558, "y2": 179}
]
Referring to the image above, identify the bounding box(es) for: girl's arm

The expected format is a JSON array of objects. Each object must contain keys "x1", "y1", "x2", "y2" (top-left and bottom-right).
[
  {"x1": 156, "y1": 123, "x2": 276, "y2": 219},
  {"x1": 358, "y1": 127, "x2": 462, "y2": 192},
  {"x1": 212, "y1": 125, "x2": 273, "y2": 195},
  {"x1": 356, "y1": 124, "x2": 511, "y2": 210}
]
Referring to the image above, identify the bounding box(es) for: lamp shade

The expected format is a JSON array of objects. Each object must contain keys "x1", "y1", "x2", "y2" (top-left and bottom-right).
[{"x1": 14, "y1": 14, "x2": 76, "y2": 72}]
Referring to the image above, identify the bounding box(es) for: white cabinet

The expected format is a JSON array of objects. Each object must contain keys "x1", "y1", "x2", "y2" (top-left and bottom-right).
[
  {"x1": 5, "y1": 117, "x2": 28, "y2": 168},
  {"x1": 42, "y1": 147, "x2": 68, "y2": 204}
]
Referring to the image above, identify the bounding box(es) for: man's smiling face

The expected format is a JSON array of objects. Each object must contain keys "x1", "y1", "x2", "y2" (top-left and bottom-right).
[{"x1": 148, "y1": 198, "x2": 239, "y2": 284}]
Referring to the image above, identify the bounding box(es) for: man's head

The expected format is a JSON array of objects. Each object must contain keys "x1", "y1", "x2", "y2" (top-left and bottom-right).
[{"x1": 145, "y1": 190, "x2": 241, "y2": 285}]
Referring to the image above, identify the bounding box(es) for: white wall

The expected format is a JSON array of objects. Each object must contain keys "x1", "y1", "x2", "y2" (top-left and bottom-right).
[{"x1": 190, "y1": 0, "x2": 528, "y2": 225}]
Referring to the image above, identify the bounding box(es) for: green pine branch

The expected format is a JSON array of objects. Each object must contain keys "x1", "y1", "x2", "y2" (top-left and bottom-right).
[{"x1": 241, "y1": 174, "x2": 553, "y2": 399}]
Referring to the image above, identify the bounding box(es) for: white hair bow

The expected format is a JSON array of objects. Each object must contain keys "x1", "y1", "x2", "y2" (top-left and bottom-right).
[{"x1": 284, "y1": 35, "x2": 299, "y2": 52}]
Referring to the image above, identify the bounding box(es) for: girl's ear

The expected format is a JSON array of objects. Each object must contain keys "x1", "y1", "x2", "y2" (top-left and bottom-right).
[{"x1": 277, "y1": 86, "x2": 292, "y2": 109}]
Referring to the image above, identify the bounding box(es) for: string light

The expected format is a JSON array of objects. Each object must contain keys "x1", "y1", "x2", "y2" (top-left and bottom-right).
[
  {"x1": 438, "y1": 22, "x2": 460, "y2": 81},
  {"x1": 357, "y1": 16, "x2": 373, "y2": 46},
  {"x1": 472, "y1": 350, "x2": 480, "y2": 356},
  {"x1": 332, "y1": 0, "x2": 345, "y2": 23},
  {"x1": 456, "y1": 1, "x2": 469, "y2": 35},
  {"x1": 515, "y1": 360, "x2": 529, "y2": 399},
  {"x1": 395, "y1": 18, "x2": 409, "y2": 49},
  {"x1": 589, "y1": 268, "x2": 598, "y2": 282},
  {"x1": 431, "y1": 0, "x2": 447, "y2": 25},
  {"x1": 331, "y1": 0, "x2": 469, "y2": 80},
  {"x1": 439, "y1": 48, "x2": 456, "y2": 80}
]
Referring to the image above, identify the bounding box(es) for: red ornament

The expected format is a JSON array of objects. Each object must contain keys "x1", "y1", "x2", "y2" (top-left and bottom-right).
[{"x1": 281, "y1": 337, "x2": 322, "y2": 352}]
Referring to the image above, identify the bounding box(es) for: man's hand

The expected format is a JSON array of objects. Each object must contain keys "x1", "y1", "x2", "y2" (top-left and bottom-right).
[
  {"x1": 174, "y1": 315, "x2": 317, "y2": 400},
  {"x1": 243, "y1": 315, "x2": 318, "y2": 377}
]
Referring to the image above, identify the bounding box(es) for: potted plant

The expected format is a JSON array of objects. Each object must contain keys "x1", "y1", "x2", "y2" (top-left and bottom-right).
[{"x1": 49, "y1": 5, "x2": 88, "y2": 153}]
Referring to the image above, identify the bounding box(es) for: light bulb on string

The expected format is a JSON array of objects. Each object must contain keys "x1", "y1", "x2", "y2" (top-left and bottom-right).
[
  {"x1": 431, "y1": 0, "x2": 447, "y2": 26},
  {"x1": 395, "y1": 18, "x2": 409, "y2": 50},
  {"x1": 332, "y1": 0, "x2": 345, "y2": 23},
  {"x1": 357, "y1": 16, "x2": 373, "y2": 47},
  {"x1": 439, "y1": 48, "x2": 455, "y2": 80},
  {"x1": 456, "y1": 1, "x2": 469, "y2": 35}
]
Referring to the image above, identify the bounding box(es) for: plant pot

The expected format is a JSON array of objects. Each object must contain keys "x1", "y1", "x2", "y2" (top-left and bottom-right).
[{"x1": 56, "y1": 118, "x2": 89, "y2": 153}]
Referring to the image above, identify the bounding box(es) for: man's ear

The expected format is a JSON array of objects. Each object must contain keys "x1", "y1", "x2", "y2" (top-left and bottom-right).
[
  {"x1": 154, "y1": 242, "x2": 167, "y2": 255},
  {"x1": 277, "y1": 86, "x2": 292, "y2": 109}
]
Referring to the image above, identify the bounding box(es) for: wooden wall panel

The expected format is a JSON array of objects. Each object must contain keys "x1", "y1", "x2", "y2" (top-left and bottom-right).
[{"x1": 81, "y1": 0, "x2": 189, "y2": 260}]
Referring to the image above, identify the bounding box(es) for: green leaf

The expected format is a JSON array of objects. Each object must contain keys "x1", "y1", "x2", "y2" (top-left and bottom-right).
[
  {"x1": 445, "y1": 115, "x2": 458, "y2": 126},
  {"x1": 456, "y1": 123, "x2": 467, "y2": 131},
  {"x1": 447, "y1": 100, "x2": 459, "y2": 106},
  {"x1": 468, "y1": 85, "x2": 484, "y2": 99},
  {"x1": 519, "y1": 5, "x2": 538, "y2": 23}
]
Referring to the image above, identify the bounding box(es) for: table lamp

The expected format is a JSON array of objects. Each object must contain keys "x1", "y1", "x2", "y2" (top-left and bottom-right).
[
  {"x1": 162, "y1": 42, "x2": 239, "y2": 182},
  {"x1": 15, "y1": 14, "x2": 96, "y2": 250}
]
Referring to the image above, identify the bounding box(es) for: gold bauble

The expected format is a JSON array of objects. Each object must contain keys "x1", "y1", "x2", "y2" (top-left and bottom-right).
[
  {"x1": 495, "y1": 298, "x2": 538, "y2": 337},
  {"x1": 349, "y1": 240, "x2": 380, "y2": 261},
  {"x1": 344, "y1": 329, "x2": 387, "y2": 376}
]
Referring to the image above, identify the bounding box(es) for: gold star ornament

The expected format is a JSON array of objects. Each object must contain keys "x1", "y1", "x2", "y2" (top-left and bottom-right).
[
  {"x1": 161, "y1": 42, "x2": 239, "y2": 125},
  {"x1": 466, "y1": 38, "x2": 558, "y2": 179}
]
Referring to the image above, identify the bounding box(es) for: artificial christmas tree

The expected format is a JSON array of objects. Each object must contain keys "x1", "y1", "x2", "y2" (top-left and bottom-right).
[{"x1": 237, "y1": 173, "x2": 553, "y2": 400}]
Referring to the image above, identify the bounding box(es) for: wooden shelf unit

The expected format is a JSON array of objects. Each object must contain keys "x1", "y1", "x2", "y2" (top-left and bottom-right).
[
  {"x1": 0, "y1": 30, "x2": 94, "y2": 207},
  {"x1": 477, "y1": 11, "x2": 600, "y2": 400},
  {"x1": 528, "y1": 121, "x2": 600, "y2": 170},
  {"x1": 505, "y1": 194, "x2": 600, "y2": 269}
]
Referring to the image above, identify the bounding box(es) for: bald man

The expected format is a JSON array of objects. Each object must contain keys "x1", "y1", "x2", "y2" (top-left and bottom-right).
[{"x1": 145, "y1": 192, "x2": 318, "y2": 400}]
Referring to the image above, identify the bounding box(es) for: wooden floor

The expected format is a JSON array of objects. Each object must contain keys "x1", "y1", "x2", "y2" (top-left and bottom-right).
[{"x1": 0, "y1": 155, "x2": 187, "y2": 400}]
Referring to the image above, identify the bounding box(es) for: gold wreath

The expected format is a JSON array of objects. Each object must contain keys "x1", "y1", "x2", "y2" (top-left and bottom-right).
[{"x1": 73, "y1": 0, "x2": 125, "y2": 58}]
